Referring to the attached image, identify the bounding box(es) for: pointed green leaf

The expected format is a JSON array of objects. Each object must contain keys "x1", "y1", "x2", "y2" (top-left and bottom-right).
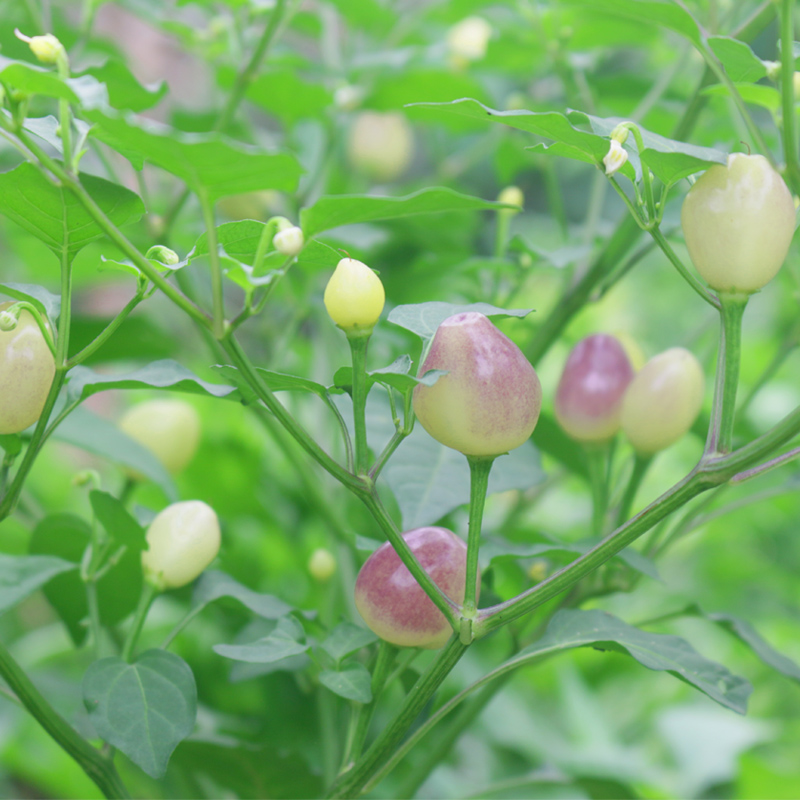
[
  {"x1": 321, "y1": 622, "x2": 378, "y2": 663},
  {"x1": 81, "y1": 60, "x2": 167, "y2": 112},
  {"x1": 301, "y1": 187, "x2": 511, "y2": 237},
  {"x1": 89, "y1": 490, "x2": 146, "y2": 551},
  {"x1": 83, "y1": 649, "x2": 197, "y2": 778},
  {"x1": 388, "y1": 301, "x2": 532, "y2": 344},
  {"x1": 0, "y1": 163, "x2": 144, "y2": 261},
  {"x1": 191, "y1": 571, "x2": 294, "y2": 619},
  {"x1": 708, "y1": 36, "x2": 769, "y2": 83},
  {"x1": 213, "y1": 616, "x2": 309, "y2": 664},
  {"x1": 519, "y1": 609, "x2": 752, "y2": 714},
  {"x1": 85, "y1": 111, "x2": 302, "y2": 199},
  {"x1": 319, "y1": 663, "x2": 372, "y2": 703}
]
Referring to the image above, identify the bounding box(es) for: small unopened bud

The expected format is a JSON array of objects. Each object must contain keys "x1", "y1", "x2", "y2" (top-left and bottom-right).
[
  {"x1": 324, "y1": 258, "x2": 385, "y2": 335},
  {"x1": 15, "y1": 30, "x2": 66, "y2": 66},
  {"x1": 498, "y1": 186, "x2": 523, "y2": 212},
  {"x1": 0, "y1": 309, "x2": 19, "y2": 331},
  {"x1": 334, "y1": 84, "x2": 364, "y2": 111},
  {"x1": 603, "y1": 139, "x2": 628, "y2": 176},
  {"x1": 145, "y1": 245, "x2": 180, "y2": 266},
  {"x1": 308, "y1": 548, "x2": 336, "y2": 582},
  {"x1": 273, "y1": 226, "x2": 304, "y2": 257},
  {"x1": 764, "y1": 60, "x2": 781, "y2": 81}
]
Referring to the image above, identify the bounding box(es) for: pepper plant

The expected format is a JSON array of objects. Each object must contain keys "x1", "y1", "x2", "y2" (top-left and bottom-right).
[{"x1": 1, "y1": 1, "x2": 799, "y2": 798}]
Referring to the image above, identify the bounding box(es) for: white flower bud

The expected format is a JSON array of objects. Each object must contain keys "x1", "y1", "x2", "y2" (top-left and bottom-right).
[
  {"x1": 0, "y1": 310, "x2": 19, "y2": 332},
  {"x1": 273, "y1": 226, "x2": 304, "y2": 257},
  {"x1": 446, "y1": 17, "x2": 492, "y2": 62},
  {"x1": 603, "y1": 139, "x2": 628, "y2": 176},
  {"x1": 15, "y1": 30, "x2": 66, "y2": 66}
]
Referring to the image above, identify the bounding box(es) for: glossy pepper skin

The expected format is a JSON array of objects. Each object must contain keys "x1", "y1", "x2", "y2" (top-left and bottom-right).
[
  {"x1": 323, "y1": 258, "x2": 385, "y2": 334},
  {"x1": 412, "y1": 312, "x2": 542, "y2": 456},
  {"x1": 0, "y1": 303, "x2": 55, "y2": 435},
  {"x1": 554, "y1": 333, "x2": 634, "y2": 443},
  {"x1": 354, "y1": 527, "x2": 471, "y2": 649},
  {"x1": 680, "y1": 153, "x2": 797, "y2": 294},
  {"x1": 621, "y1": 347, "x2": 704, "y2": 455}
]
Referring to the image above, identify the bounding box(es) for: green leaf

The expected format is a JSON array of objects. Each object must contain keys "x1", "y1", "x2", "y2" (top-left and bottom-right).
[
  {"x1": 296, "y1": 239, "x2": 342, "y2": 272},
  {"x1": 0, "y1": 282, "x2": 61, "y2": 324},
  {"x1": 707, "y1": 612, "x2": 800, "y2": 684},
  {"x1": 212, "y1": 364, "x2": 330, "y2": 400},
  {"x1": 702, "y1": 83, "x2": 782, "y2": 114},
  {"x1": 85, "y1": 111, "x2": 302, "y2": 199},
  {"x1": 191, "y1": 570, "x2": 294, "y2": 619},
  {"x1": 385, "y1": 432, "x2": 544, "y2": 529},
  {"x1": 80, "y1": 60, "x2": 167, "y2": 112},
  {"x1": 66, "y1": 360, "x2": 237, "y2": 405},
  {"x1": 89, "y1": 490, "x2": 146, "y2": 551},
  {"x1": 559, "y1": 0, "x2": 702, "y2": 47},
  {"x1": 190, "y1": 220, "x2": 271, "y2": 265},
  {"x1": 708, "y1": 36, "x2": 769, "y2": 83},
  {"x1": 52, "y1": 406, "x2": 177, "y2": 500},
  {"x1": 0, "y1": 162, "x2": 144, "y2": 261},
  {"x1": 83, "y1": 649, "x2": 197, "y2": 779},
  {"x1": 319, "y1": 663, "x2": 373, "y2": 703},
  {"x1": 0, "y1": 554, "x2": 75, "y2": 615},
  {"x1": 0, "y1": 56, "x2": 83, "y2": 103},
  {"x1": 214, "y1": 616, "x2": 309, "y2": 664},
  {"x1": 320, "y1": 622, "x2": 378, "y2": 663},
  {"x1": 388, "y1": 301, "x2": 532, "y2": 344},
  {"x1": 333, "y1": 355, "x2": 446, "y2": 395},
  {"x1": 519, "y1": 609, "x2": 751, "y2": 714},
  {"x1": 301, "y1": 187, "x2": 511, "y2": 238},
  {"x1": 30, "y1": 513, "x2": 143, "y2": 645}
]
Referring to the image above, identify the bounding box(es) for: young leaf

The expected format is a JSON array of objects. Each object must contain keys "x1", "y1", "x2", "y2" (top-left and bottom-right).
[
  {"x1": 707, "y1": 36, "x2": 769, "y2": 82},
  {"x1": 89, "y1": 490, "x2": 147, "y2": 551},
  {"x1": 301, "y1": 187, "x2": 512, "y2": 237},
  {"x1": 84, "y1": 111, "x2": 302, "y2": 199},
  {"x1": 520, "y1": 609, "x2": 752, "y2": 714},
  {"x1": 319, "y1": 663, "x2": 373, "y2": 703},
  {"x1": 191, "y1": 571, "x2": 294, "y2": 619},
  {"x1": 0, "y1": 163, "x2": 144, "y2": 261},
  {"x1": 0, "y1": 554, "x2": 76, "y2": 615},
  {"x1": 83, "y1": 649, "x2": 197, "y2": 778},
  {"x1": 80, "y1": 60, "x2": 167, "y2": 112},
  {"x1": 388, "y1": 301, "x2": 531, "y2": 344},
  {"x1": 214, "y1": 616, "x2": 309, "y2": 664},
  {"x1": 321, "y1": 622, "x2": 378, "y2": 663}
]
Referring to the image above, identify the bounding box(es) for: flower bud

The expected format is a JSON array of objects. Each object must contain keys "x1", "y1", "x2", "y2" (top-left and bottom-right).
[
  {"x1": 498, "y1": 186, "x2": 523, "y2": 213},
  {"x1": 323, "y1": 258, "x2": 385, "y2": 334},
  {"x1": 603, "y1": 139, "x2": 628, "y2": 176},
  {"x1": 0, "y1": 309, "x2": 18, "y2": 332},
  {"x1": 446, "y1": 16, "x2": 492, "y2": 62},
  {"x1": 308, "y1": 548, "x2": 336, "y2": 582},
  {"x1": 555, "y1": 334, "x2": 634, "y2": 443},
  {"x1": 273, "y1": 225, "x2": 304, "y2": 257},
  {"x1": 15, "y1": 30, "x2": 66, "y2": 66},
  {"x1": 680, "y1": 153, "x2": 796, "y2": 294},
  {"x1": 621, "y1": 347, "x2": 704, "y2": 455},
  {"x1": 145, "y1": 245, "x2": 180, "y2": 266},
  {"x1": 334, "y1": 84, "x2": 364, "y2": 111},
  {"x1": 119, "y1": 398, "x2": 201, "y2": 475},
  {"x1": 142, "y1": 500, "x2": 221, "y2": 591},
  {"x1": 412, "y1": 313, "x2": 542, "y2": 456}
]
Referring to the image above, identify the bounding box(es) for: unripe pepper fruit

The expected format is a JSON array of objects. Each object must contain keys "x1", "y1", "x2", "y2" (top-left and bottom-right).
[
  {"x1": 141, "y1": 500, "x2": 221, "y2": 591},
  {"x1": 554, "y1": 333, "x2": 634, "y2": 443},
  {"x1": 680, "y1": 153, "x2": 796, "y2": 294},
  {"x1": 0, "y1": 302, "x2": 56, "y2": 435},
  {"x1": 355, "y1": 527, "x2": 474, "y2": 649},
  {"x1": 621, "y1": 347, "x2": 704, "y2": 455},
  {"x1": 412, "y1": 312, "x2": 542, "y2": 456},
  {"x1": 323, "y1": 258, "x2": 385, "y2": 334}
]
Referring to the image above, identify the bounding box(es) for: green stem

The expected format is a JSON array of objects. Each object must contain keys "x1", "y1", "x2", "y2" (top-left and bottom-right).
[
  {"x1": 327, "y1": 637, "x2": 469, "y2": 799},
  {"x1": 198, "y1": 191, "x2": 227, "y2": 339},
  {"x1": 341, "y1": 642, "x2": 396, "y2": 771},
  {"x1": 318, "y1": 687, "x2": 339, "y2": 788},
  {"x1": 585, "y1": 445, "x2": 609, "y2": 538},
  {"x1": 462, "y1": 456, "x2": 495, "y2": 622},
  {"x1": 121, "y1": 583, "x2": 157, "y2": 663},
  {"x1": 779, "y1": 0, "x2": 800, "y2": 191},
  {"x1": 615, "y1": 453, "x2": 652, "y2": 528},
  {"x1": 0, "y1": 640, "x2": 129, "y2": 799},
  {"x1": 348, "y1": 333, "x2": 371, "y2": 476},
  {"x1": 648, "y1": 227, "x2": 719, "y2": 308},
  {"x1": 706, "y1": 293, "x2": 747, "y2": 455}
]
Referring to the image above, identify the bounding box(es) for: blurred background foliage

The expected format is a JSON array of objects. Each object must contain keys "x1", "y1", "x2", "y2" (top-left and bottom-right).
[{"x1": 0, "y1": 0, "x2": 799, "y2": 797}]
